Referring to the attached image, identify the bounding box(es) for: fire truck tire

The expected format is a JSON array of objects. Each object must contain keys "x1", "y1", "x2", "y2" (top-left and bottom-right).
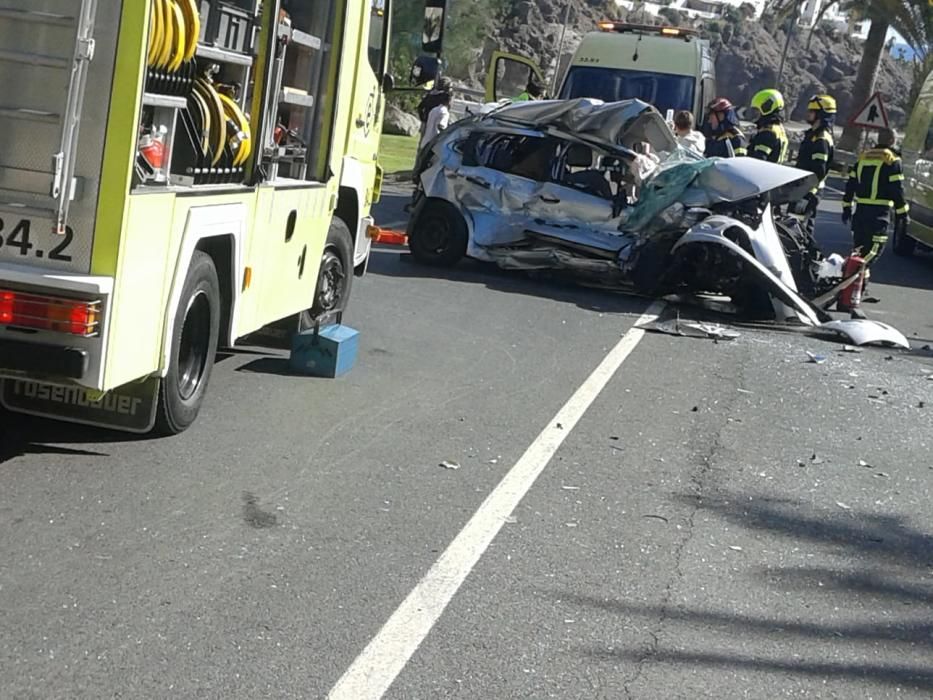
[
  {"x1": 408, "y1": 199, "x2": 467, "y2": 266},
  {"x1": 893, "y1": 224, "x2": 916, "y2": 257},
  {"x1": 155, "y1": 251, "x2": 221, "y2": 435},
  {"x1": 307, "y1": 218, "x2": 354, "y2": 322}
]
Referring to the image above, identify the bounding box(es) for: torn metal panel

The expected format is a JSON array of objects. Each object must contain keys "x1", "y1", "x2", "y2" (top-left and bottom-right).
[
  {"x1": 487, "y1": 246, "x2": 625, "y2": 280},
  {"x1": 670, "y1": 228, "x2": 821, "y2": 325},
  {"x1": 639, "y1": 318, "x2": 741, "y2": 340},
  {"x1": 522, "y1": 223, "x2": 634, "y2": 257},
  {"x1": 819, "y1": 320, "x2": 911, "y2": 349}
]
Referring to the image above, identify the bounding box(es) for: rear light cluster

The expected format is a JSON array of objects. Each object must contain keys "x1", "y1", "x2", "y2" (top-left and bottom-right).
[{"x1": 0, "y1": 288, "x2": 101, "y2": 337}]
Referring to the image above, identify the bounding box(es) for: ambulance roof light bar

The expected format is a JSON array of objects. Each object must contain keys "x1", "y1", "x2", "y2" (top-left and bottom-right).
[{"x1": 596, "y1": 20, "x2": 698, "y2": 38}]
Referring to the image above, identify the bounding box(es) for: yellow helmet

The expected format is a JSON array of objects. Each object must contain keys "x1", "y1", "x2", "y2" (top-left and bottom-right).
[
  {"x1": 751, "y1": 88, "x2": 785, "y2": 117},
  {"x1": 807, "y1": 94, "x2": 837, "y2": 115}
]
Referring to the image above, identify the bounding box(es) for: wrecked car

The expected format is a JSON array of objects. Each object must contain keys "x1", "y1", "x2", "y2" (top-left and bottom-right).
[{"x1": 406, "y1": 98, "x2": 908, "y2": 347}]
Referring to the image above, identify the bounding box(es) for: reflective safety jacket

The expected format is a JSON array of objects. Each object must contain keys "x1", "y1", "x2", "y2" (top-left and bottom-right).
[
  {"x1": 749, "y1": 118, "x2": 789, "y2": 164},
  {"x1": 843, "y1": 147, "x2": 909, "y2": 221},
  {"x1": 704, "y1": 129, "x2": 747, "y2": 158},
  {"x1": 796, "y1": 125, "x2": 834, "y2": 193}
]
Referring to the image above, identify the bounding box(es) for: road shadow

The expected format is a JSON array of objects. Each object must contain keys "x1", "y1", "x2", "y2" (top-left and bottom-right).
[
  {"x1": 235, "y1": 357, "x2": 294, "y2": 376},
  {"x1": 367, "y1": 248, "x2": 651, "y2": 316},
  {"x1": 550, "y1": 492, "x2": 933, "y2": 692},
  {"x1": 372, "y1": 187, "x2": 412, "y2": 230},
  {"x1": 0, "y1": 408, "x2": 132, "y2": 464},
  {"x1": 0, "y1": 348, "x2": 284, "y2": 465},
  {"x1": 871, "y1": 252, "x2": 933, "y2": 293}
]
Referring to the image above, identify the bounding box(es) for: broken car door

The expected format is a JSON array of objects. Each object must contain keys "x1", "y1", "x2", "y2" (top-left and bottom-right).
[
  {"x1": 523, "y1": 142, "x2": 616, "y2": 229},
  {"x1": 453, "y1": 130, "x2": 551, "y2": 247}
]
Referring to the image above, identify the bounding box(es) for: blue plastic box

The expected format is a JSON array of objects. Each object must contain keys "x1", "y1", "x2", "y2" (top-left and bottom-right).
[{"x1": 289, "y1": 325, "x2": 359, "y2": 378}]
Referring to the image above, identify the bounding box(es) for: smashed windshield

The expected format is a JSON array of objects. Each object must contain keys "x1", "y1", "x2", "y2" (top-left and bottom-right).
[{"x1": 560, "y1": 66, "x2": 696, "y2": 116}]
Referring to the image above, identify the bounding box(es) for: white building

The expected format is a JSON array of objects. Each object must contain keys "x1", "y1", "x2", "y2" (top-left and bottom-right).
[
  {"x1": 614, "y1": 0, "x2": 765, "y2": 22},
  {"x1": 614, "y1": 0, "x2": 874, "y2": 40}
]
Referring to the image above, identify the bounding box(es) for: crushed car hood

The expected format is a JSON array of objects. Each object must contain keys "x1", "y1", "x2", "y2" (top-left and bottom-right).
[{"x1": 681, "y1": 158, "x2": 818, "y2": 207}]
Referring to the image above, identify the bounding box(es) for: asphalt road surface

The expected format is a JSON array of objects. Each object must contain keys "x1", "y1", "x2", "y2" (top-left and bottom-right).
[{"x1": 1, "y1": 183, "x2": 932, "y2": 699}]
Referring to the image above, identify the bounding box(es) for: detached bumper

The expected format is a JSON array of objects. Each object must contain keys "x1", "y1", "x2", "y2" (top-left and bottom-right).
[{"x1": 0, "y1": 338, "x2": 88, "y2": 379}]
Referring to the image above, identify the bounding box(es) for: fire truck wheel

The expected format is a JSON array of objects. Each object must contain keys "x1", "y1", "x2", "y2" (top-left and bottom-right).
[
  {"x1": 408, "y1": 199, "x2": 467, "y2": 266},
  {"x1": 156, "y1": 251, "x2": 221, "y2": 435},
  {"x1": 308, "y1": 218, "x2": 354, "y2": 321},
  {"x1": 893, "y1": 224, "x2": 916, "y2": 257}
]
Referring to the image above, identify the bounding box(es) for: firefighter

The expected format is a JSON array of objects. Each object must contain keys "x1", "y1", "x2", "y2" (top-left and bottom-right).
[
  {"x1": 702, "y1": 97, "x2": 747, "y2": 157},
  {"x1": 748, "y1": 89, "x2": 789, "y2": 164},
  {"x1": 515, "y1": 74, "x2": 546, "y2": 102},
  {"x1": 842, "y1": 127, "x2": 909, "y2": 271},
  {"x1": 791, "y1": 94, "x2": 837, "y2": 233}
]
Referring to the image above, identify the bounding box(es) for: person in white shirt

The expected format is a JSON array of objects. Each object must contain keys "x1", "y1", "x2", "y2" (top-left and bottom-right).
[
  {"x1": 419, "y1": 92, "x2": 452, "y2": 152},
  {"x1": 673, "y1": 110, "x2": 706, "y2": 156},
  {"x1": 406, "y1": 91, "x2": 453, "y2": 212}
]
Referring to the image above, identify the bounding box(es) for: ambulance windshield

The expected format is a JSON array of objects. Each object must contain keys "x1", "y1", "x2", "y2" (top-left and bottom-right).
[{"x1": 559, "y1": 66, "x2": 695, "y2": 117}]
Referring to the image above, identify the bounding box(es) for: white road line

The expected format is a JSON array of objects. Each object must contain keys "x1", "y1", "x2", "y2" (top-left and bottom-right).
[{"x1": 327, "y1": 300, "x2": 666, "y2": 700}]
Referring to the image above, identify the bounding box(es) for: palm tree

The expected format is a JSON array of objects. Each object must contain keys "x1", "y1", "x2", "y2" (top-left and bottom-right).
[
  {"x1": 769, "y1": 0, "x2": 933, "y2": 151},
  {"x1": 834, "y1": 0, "x2": 933, "y2": 150},
  {"x1": 838, "y1": 12, "x2": 895, "y2": 150},
  {"x1": 768, "y1": 0, "x2": 933, "y2": 151}
]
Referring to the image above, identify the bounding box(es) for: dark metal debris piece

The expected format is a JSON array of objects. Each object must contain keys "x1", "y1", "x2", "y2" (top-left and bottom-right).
[{"x1": 643, "y1": 514, "x2": 670, "y2": 523}]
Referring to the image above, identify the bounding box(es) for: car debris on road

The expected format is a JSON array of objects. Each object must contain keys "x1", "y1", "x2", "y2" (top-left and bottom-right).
[
  {"x1": 638, "y1": 317, "x2": 740, "y2": 341},
  {"x1": 406, "y1": 98, "x2": 909, "y2": 348}
]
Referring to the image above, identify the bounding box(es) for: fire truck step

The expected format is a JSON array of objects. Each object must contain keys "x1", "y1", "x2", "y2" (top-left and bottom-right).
[{"x1": 289, "y1": 325, "x2": 359, "y2": 378}]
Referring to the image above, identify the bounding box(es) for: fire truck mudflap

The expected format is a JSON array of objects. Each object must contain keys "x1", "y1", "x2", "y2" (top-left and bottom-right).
[{"x1": 1, "y1": 377, "x2": 160, "y2": 433}]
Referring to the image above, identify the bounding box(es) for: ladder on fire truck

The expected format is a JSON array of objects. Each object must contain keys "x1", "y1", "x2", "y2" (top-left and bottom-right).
[{"x1": 0, "y1": 0, "x2": 98, "y2": 234}]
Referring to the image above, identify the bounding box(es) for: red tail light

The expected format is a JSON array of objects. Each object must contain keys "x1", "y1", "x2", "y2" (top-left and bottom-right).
[
  {"x1": 0, "y1": 291, "x2": 13, "y2": 325},
  {"x1": 0, "y1": 288, "x2": 101, "y2": 336}
]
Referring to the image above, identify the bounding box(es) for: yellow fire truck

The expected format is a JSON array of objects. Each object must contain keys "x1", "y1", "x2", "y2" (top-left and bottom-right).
[{"x1": 0, "y1": 0, "x2": 395, "y2": 433}]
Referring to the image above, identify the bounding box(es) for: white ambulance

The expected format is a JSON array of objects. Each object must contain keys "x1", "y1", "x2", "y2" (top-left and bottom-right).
[{"x1": 486, "y1": 21, "x2": 716, "y2": 120}]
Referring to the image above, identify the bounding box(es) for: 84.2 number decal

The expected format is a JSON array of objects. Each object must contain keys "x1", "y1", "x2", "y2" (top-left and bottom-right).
[{"x1": 0, "y1": 217, "x2": 74, "y2": 262}]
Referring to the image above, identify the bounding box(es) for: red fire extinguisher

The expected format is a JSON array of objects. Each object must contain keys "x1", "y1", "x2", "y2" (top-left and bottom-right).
[
  {"x1": 138, "y1": 125, "x2": 167, "y2": 182},
  {"x1": 838, "y1": 254, "x2": 866, "y2": 312}
]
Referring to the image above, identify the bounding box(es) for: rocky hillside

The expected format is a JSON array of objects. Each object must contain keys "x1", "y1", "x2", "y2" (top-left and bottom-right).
[
  {"x1": 711, "y1": 18, "x2": 912, "y2": 125},
  {"x1": 442, "y1": 0, "x2": 913, "y2": 126}
]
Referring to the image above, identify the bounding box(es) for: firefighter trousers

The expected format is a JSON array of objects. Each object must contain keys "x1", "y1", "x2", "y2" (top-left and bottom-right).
[{"x1": 851, "y1": 208, "x2": 890, "y2": 264}]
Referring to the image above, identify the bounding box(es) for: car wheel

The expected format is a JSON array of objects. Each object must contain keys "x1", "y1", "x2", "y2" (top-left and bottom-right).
[
  {"x1": 409, "y1": 199, "x2": 468, "y2": 266},
  {"x1": 893, "y1": 223, "x2": 916, "y2": 257},
  {"x1": 155, "y1": 251, "x2": 221, "y2": 435},
  {"x1": 301, "y1": 217, "x2": 354, "y2": 329}
]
